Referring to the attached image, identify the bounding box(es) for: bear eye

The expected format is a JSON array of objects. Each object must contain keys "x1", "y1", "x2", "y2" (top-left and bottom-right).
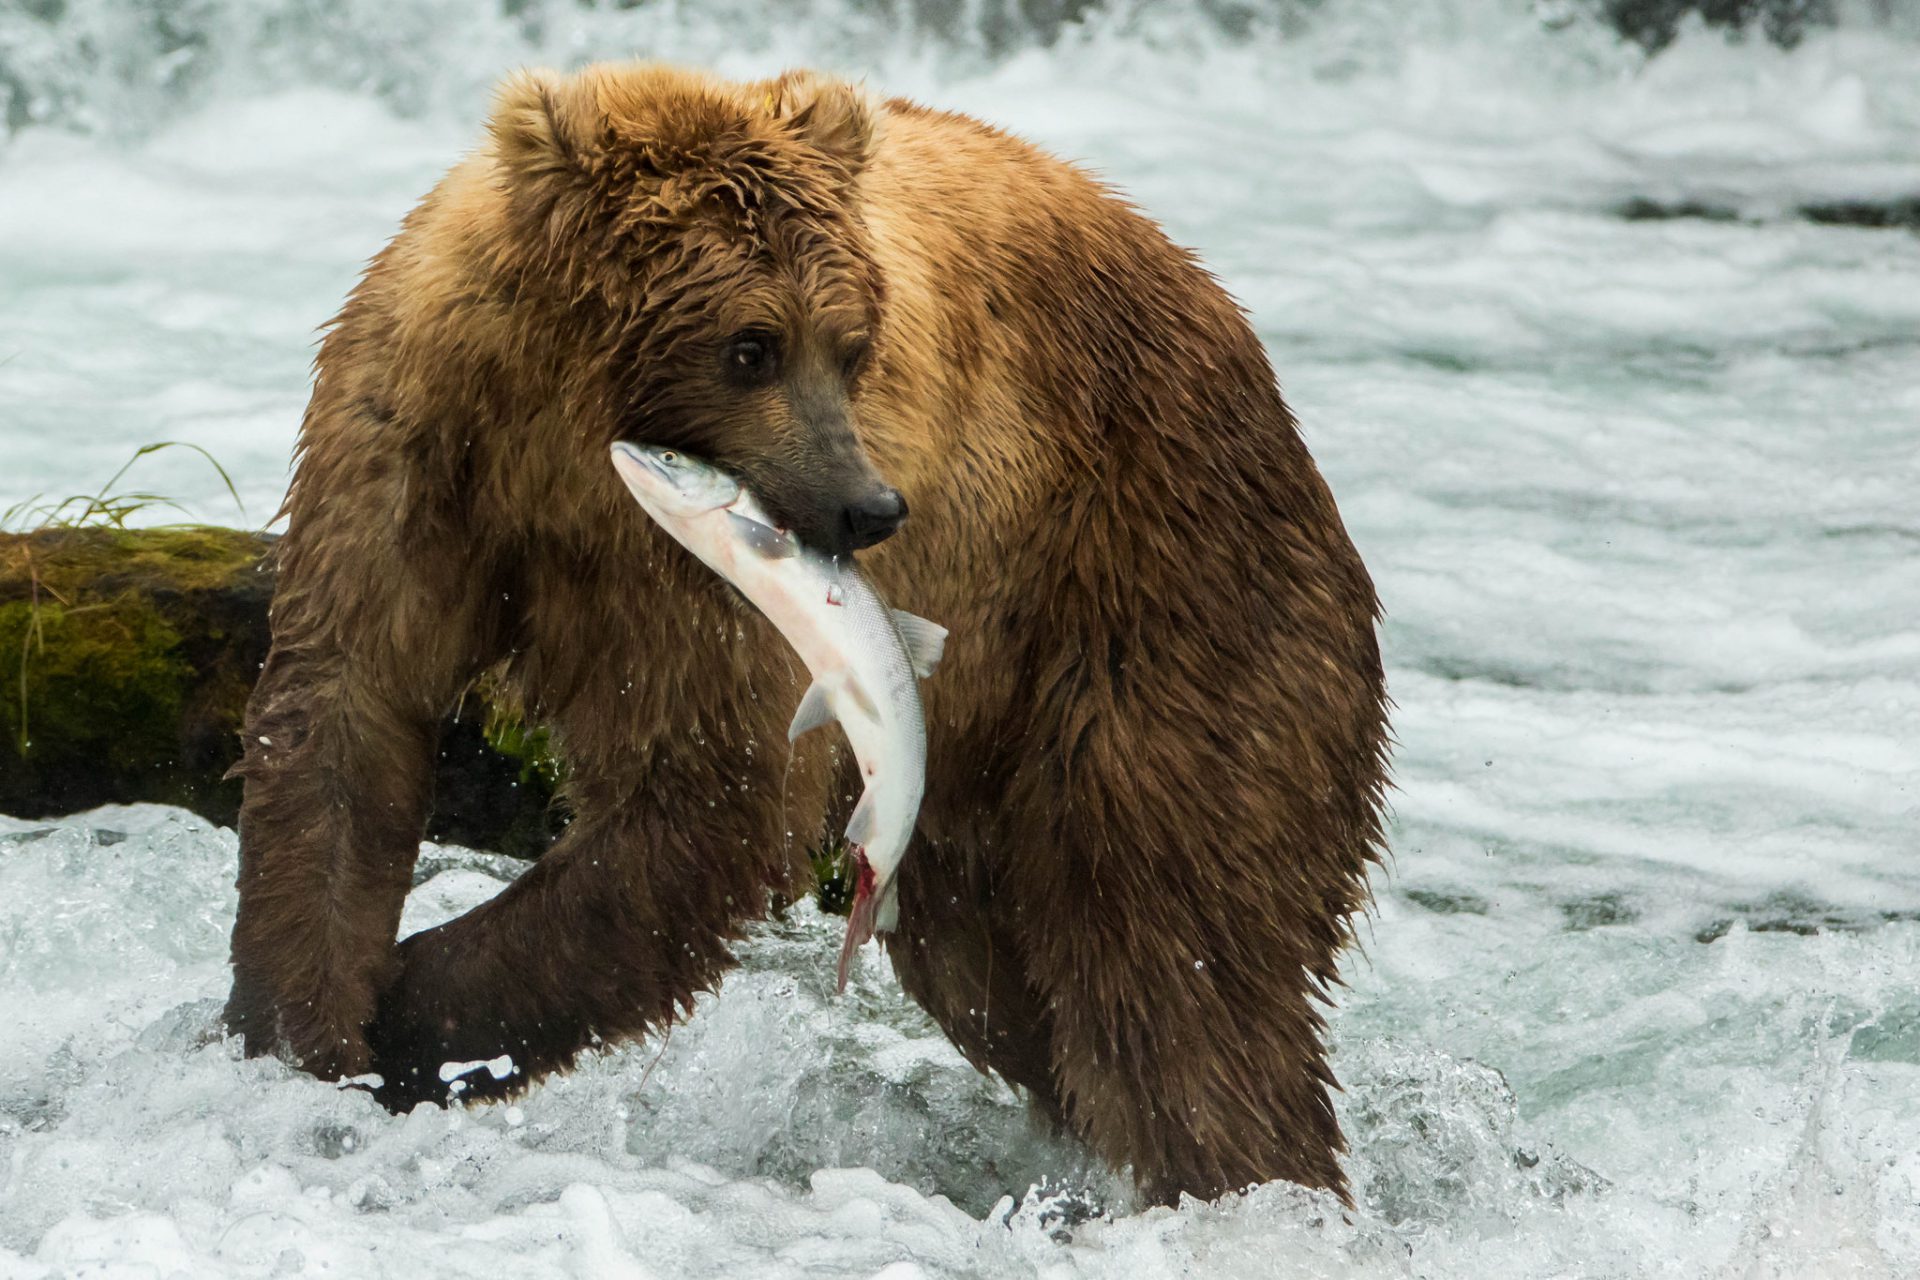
[
  {"x1": 722, "y1": 331, "x2": 780, "y2": 386},
  {"x1": 840, "y1": 337, "x2": 873, "y2": 381}
]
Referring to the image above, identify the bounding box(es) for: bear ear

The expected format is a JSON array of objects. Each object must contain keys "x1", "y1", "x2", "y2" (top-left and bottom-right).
[
  {"x1": 762, "y1": 70, "x2": 883, "y2": 178},
  {"x1": 488, "y1": 68, "x2": 602, "y2": 182}
]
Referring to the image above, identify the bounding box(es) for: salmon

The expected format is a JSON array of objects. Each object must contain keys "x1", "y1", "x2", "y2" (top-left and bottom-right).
[{"x1": 611, "y1": 442, "x2": 946, "y2": 990}]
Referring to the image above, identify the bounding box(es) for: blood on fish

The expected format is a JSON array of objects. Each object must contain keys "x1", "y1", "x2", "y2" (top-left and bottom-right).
[{"x1": 836, "y1": 847, "x2": 879, "y2": 992}]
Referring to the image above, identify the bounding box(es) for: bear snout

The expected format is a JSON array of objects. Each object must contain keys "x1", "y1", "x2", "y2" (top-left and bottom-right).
[{"x1": 843, "y1": 487, "x2": 908, "y2": 551}]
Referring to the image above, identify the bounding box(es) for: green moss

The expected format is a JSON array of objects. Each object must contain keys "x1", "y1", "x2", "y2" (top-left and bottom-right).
[
  {"x1": 0, "y1": 527, "x2": 271, "y2": 822},
  {"x1": 0, "y1": 526, "x2": 600, "y2": 859},
  {"x1": 483, "y1": 702, "x2": 564, "y2": 790},
  {"x1": 0, "y1": 596, "x2": 189, "y2": 768},
  {"x1": 113, "y1": 526, "x2": 267, "y2": 591},
  {"x1": 0, "y1": 525, "x2": 267, "y2": 605},
  {"x1": 810, "y1": 840, "x2": 854, "y2": 917}
]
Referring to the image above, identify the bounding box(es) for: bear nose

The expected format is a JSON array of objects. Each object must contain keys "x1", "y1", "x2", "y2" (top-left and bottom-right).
[{"x1": 843, "y1": 488, "x2": 908, "y2": 550}]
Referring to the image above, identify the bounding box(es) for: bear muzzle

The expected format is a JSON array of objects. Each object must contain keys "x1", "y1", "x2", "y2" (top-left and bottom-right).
[{"x1": 843, "y1": 487, "x2": 908, "y2": 552}]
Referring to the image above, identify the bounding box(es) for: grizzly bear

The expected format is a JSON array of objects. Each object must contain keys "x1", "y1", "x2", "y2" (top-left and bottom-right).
[{"x1": 223, "y1": 62, "x2": 1389, "y2": 1206}]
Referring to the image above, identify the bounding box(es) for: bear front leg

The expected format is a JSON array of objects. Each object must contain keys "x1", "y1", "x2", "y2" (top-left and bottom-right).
[
  {"x1": 363, "y1": 745, "x2": 794, "y2": 1108},
  {"x1": 226, "y1": 661, "x2": 426, "y2": 1077},
  {"x1": 892, "y1": 823, "x2": 1352, "y2": 1205},
  {"x1": 225, "y1": 427, "x2": 505, "y2": 1078},
  {"x1": 885, "y1": 835, "x2": 1060, "y2": 1107},
  {"x1": 1019, "y1": 873, "x2": 1354, "y2": 1206},
  {"x1": 997, "y1": 717, "x2": 1375, "y2": 1207},
  {"x1": 227, "y1": 631, "x2": 493, "y2": 1079}
]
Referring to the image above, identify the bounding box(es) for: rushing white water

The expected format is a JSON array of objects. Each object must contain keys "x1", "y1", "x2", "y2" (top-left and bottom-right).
[{"x1": 3, "y1": 2, "x2": 1919, "y2": 1275}]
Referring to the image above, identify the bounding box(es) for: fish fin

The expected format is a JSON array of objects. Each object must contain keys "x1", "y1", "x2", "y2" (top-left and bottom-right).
[
  {"x1": 727, "y1": 510, "x2": 796, "y2": 559},
  {"x1": 874, "y1": 880, "x2": 900, "y2": 933},
  {"x1": 837, "y1": 890, "x2": 877, "y2": 993},
  {"x1": 787, "y1": 681, "x2": 836, "y2": 741},
  {"x1": 845, "y1": 789, "x2": 878, "y2": 847},
  {"x1": 892, "y1": 610, "x2": 948, "y2": 678},
  {"x1": 837, "y1": 849, "x2": 879, "y2": 993}
]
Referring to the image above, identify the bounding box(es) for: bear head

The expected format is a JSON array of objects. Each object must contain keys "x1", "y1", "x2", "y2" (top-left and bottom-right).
[{"x1": 486, "y1": 63, "x2": 903, "y2": 557}]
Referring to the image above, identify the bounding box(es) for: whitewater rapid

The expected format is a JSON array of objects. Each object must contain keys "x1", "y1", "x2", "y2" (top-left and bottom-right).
[{"x1": 3, "y1": 2, "x2": 1919, "y2": 1275}]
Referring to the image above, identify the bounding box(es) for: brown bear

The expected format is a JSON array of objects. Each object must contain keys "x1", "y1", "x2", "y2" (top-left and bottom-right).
[{"x1": 224, "y1": 62, "x2": 1389, "y2": 1206}]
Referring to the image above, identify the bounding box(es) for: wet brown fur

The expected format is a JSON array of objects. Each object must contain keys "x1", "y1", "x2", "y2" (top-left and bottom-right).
[{"x1": 224, "y1": 63, "x2": 1390, "y2": 1206}]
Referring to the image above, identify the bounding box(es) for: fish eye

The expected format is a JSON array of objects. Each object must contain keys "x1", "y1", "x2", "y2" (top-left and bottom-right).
[{"x1": 661, "y1": 451, "x2": 678, "y2": 463}]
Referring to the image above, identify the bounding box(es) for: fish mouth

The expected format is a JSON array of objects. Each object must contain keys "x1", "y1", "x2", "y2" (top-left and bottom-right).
[{"x1": 610, "y1": 440, "x2": 673, "y2": 486}]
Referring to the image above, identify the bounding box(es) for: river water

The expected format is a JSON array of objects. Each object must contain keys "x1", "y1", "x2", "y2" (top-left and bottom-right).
[{"x1": 2, "y1": 2, "x2": 1918, "y2": 1275}]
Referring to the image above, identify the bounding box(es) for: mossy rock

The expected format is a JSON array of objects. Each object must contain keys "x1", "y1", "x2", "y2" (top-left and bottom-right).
[
  {"x1": 0, "y1": 526, "x2": 564, "y2": 857},
  {"x1": 1, "y1": 526, "x2": 269, "y2": 821}
]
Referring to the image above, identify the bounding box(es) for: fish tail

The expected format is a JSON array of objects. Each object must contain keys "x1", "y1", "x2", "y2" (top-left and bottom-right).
[{"x1": 836, "y1": 847, "x2": 879, "y2": 993}]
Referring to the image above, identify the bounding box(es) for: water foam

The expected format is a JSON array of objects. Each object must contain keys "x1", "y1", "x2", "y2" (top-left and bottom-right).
[
  {"x1": 3, "y1": 809, "x2": 1916, "y2": 1275},
  {"x1": 3, "y1": 3, "x2": 1918, "y2": 1274}
]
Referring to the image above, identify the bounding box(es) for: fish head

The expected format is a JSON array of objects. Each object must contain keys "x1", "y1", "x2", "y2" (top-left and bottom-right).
[{"x1": 610, "y1": 443, "x2": 742, "y2": 519}]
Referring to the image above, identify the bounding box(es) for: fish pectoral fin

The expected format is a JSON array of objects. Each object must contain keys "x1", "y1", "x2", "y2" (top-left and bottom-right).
[
  {"x1": 844, "y1": 789, "x2": 878, "y2": 847},
  {"x1": 727, "y1": 510, "x2": 797, "y2": 559},
  {"x1": 892, "y1": 610, "x2": 948, "y2": 679},
  {"x1": 787, "y1": 681, "x2": 837, "y2": 741},
  {"x1": 789, "y1": 673, "x2": 878, "y2": 741}
]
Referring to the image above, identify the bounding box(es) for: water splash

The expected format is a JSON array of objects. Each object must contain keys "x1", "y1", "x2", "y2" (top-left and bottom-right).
[
  {"x1": 3, "y1": 809, "x2": 1918, "y2": 1275},
  {"x1": 1, "y1": 0, "x2": 1905, "y2": 139}
]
